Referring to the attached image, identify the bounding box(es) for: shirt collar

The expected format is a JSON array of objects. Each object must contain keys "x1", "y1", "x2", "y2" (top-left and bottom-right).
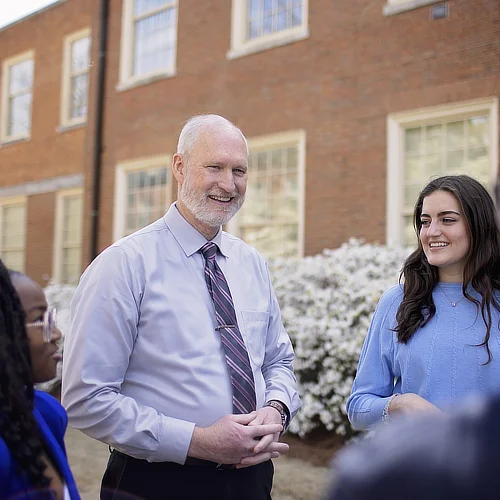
[{"x1": 163, "y1": 203, "x2": 229, "y2": 258}]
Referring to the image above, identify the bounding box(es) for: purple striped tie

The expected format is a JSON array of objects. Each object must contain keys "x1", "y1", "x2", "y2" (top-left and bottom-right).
[{"x1": 200, "y1": 242, "x2": 257, "y2": 414}]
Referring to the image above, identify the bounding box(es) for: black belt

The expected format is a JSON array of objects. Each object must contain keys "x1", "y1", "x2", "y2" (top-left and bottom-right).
[
  {"x1": 112, "y1": 449, "x2": 235, "y2": 470},
  {"x1": 184, "y1": 457, "x2": 236, "y2": 470}
]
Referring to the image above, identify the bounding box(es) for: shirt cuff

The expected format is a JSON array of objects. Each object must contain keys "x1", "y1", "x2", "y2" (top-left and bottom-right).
[
  {"x1": 265, "y1": 391, "x2": 293, "y2": 417},
  {"x1": 156, "y1": 416, "x2": 196, "y2": 464}
]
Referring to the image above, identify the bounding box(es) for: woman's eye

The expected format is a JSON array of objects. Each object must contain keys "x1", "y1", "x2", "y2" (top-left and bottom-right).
[
  {"x1": 421, "y1": 220, "x2": 430, "y2": 227},
  {"x1": 443, "y1": 218, "x2": 456, "y2": 224}
]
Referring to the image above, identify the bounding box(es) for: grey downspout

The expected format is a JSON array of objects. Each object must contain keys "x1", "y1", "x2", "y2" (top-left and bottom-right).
[{"x1": 90, "y1": 0, "x2": 109, "y2": 260}]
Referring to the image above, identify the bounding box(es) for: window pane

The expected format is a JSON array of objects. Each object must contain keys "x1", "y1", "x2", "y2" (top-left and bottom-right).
[
  {"x1": 239, "y1": 144, "x2": 300, "y2": 259},
  {"x1": 71, "y1": 36, "x2": 91, "y2": 73},
  {"x1": 2, "y1": 251, "x2": 24, "y2": 272},
  {"x1": 62, "y1": 247, "x2": 82, "y2": 284},
  {"x1": 1, "y1": 204, "x2": 26, "y2": 272},
  {"x1": 9, "y1": 59, "x2": 34, "y2": 94},
  {"x1": 60, "y1": 194, "x2": 83, "y2": 284},
  {"x1": 446, "y1": 150, "x2": 464, "y2": 172},
  {"x1": 446, "y1": 121, "x2": 464, "y2": 149},
  {"x1": 468, "y1": 116, "x2": 488, "y2": 148},
  {"x1": 133, "y1": 7, "x2": 176, "y2": 76},
  {"x1": 8, "y1": 93, "x2": 32, "y2": 137},
  {"x1": 405, "y1": 128, "x2": 421, "y2": 155},
  {"x1": 424, "y1": 124, "x2": 443, "y2": 153},
  {"x1": 70, "y1": 73, "x2": 89, "y2": 119},
  {"x1": 402, "y1": 114, "x2": 491, "y2": 246},
  {"x1": 247, "y1": 0, "x2": 303, "y2": 40},
  {"x1": 125, "y1": 166, "x2": 169, "y2": 234},
  {"x1": 135, "y1": 0, "x2": 169, "y2": 16}
]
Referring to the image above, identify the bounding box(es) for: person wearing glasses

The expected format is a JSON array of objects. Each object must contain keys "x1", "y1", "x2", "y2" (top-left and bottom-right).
[{"x1": 0, "y1": 267, "x2": 80, "y2": 499}]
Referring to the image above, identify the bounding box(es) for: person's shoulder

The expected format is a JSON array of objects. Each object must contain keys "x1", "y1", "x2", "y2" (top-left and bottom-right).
[
  {"x1": 34, "y1": 390, "x2": 67, "y2": 431},
  {"x1": 222, "y1": 231, "x2": 265, "y2": 262},
  {"x1": 376, "y1": 284, "x2": 404, "y2": 310},
  {"x1": 112, "y1": 217, "x2": 169, "y2": 251}
]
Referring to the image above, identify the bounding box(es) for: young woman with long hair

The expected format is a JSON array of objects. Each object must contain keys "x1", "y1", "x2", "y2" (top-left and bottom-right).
[{"x1": 347, "y1": 175, "x2": 500, "y2": 429}]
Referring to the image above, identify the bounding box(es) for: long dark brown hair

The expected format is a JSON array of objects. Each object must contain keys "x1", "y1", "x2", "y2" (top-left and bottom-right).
[
  {"x1": 395, "y1": 175, "x2": 500, "y2": 363},
  {"x1": 0, "y1": 262, "x2": 50, "y2": 488}
]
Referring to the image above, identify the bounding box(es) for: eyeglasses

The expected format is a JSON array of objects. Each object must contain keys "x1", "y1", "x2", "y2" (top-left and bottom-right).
[{"x1": 26, "y1": 308, "x2": 57, "y2": 343}]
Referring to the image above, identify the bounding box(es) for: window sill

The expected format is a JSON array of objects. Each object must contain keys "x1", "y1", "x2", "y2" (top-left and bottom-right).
[
  {"x1": 0, "y1": 135, "x2": 30, "y2": 147},
  {"x1": 227, "y1": 27, "x2": 309, "y2": 60},
  {"x1": 57, "y1": 121, "x2": 87, "y2": 134},
  {"x1": 116, "y1": 70, "x2": 176, "y2": 92},
  {"x1": 383, "y1": 0, "x2": 443, "y2": 16}
]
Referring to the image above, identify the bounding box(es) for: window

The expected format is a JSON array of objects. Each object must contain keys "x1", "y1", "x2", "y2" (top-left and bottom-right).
[
  {"x1": 0, "y1": 198, "x2": 27, "y2": 272},
  {"x1": 113, "y1": 155, "x2": 172, "y2": 240},
  {"x1": 1, "y1": 51, "x2": 34, "y2": 143},
  {"x1": 228, "y1": 0, "x2": 309, "y2": 60},
  {"x1": 60, "y1": 29, "x2": 91, "y2": 128},
  {"x1": 383, "y1": 0, "x2": 444, "y2": 16},
  {"x1": 228, "y1": 130, "x2": 306, "y2": 259},
  {"x1": 118, "y1": 0, "x2": 178, "y2": 90},
  {"x1": 386, "y1": 98, "x2": 499, "y2": 246},
  {"x1": 53, "y1": 190, "x2": 83, "y2": 284}
]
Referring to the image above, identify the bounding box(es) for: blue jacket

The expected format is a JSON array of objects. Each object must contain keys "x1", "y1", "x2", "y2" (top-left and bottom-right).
[{"x1": 0, "y1": 390, "x2": 80, "y2": 499}]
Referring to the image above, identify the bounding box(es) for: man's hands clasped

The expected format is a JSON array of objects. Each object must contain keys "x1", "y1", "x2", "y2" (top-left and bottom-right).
[{"x1": 188, "y1": 407, "x2": 289, "y2": 468}]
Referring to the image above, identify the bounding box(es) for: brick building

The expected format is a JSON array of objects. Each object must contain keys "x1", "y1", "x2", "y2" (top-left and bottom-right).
[{"x1": 0, "y1": 0, "x2": 498, "y2": 285}]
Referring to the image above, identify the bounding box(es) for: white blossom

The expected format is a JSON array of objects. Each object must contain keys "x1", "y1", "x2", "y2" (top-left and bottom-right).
[{"x1": 269, "y1": 239, "x2": 405, "y2": 437}]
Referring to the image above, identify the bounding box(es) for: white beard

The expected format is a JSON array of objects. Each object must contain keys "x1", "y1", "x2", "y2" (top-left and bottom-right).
[{"x1": 178, "y1": 174, "x2": 245, "y2": 228}]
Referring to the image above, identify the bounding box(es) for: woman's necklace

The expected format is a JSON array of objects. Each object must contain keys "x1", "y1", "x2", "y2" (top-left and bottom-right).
[{"x1": 439, "y1": 284, "x2": 466, "y2": 307}]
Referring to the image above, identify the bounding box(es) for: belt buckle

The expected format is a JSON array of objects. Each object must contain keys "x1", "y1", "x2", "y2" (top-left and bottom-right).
[{"x1": 216, "y1": 462, "x2": 235, "y2": 470}]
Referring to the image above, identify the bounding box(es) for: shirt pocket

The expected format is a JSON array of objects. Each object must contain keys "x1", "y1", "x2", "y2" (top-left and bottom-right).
[{"x1": 240, "y1": 310, "x2": 270, "y2": 368}]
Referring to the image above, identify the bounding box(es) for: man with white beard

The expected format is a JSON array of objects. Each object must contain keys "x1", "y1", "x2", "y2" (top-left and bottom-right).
[{"x1": 62, "y1": 115, "x2": 300, "y2": 500}]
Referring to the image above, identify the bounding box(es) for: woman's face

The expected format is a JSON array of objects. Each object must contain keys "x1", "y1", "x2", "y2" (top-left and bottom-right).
[
  {"x1": 12, "y1": 276, "x2": 62, "y2": 383},
  {"x1": 419, "y1": 190, "x2": 470, "y2": 282}
]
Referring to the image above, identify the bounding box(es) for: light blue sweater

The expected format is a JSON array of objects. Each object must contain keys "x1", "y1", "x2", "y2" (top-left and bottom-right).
[{"x1": 347, "y1": 283, "x2": 500, "y2": 430}]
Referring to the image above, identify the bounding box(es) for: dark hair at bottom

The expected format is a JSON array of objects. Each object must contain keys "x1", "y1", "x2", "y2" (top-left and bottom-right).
[{"x1": 0, "y1": 263, "x2": 50, "y2": 488}]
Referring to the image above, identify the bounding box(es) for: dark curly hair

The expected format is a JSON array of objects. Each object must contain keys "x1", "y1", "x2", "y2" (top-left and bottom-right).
[
  {"x1": 0, "y1": 262, "x2": 50, "y2": 488},
  {"x1": 395, "y1": 175, "x2": 500, "y2": 363}
]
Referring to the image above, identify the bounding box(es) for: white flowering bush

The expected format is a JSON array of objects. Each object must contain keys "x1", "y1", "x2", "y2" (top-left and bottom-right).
[{"x1": 269, "y1": 239, "x2": 406, "y2": 438}]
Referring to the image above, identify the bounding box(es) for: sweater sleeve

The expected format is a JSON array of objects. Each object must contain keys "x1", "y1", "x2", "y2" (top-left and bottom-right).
[{"x1": 346, "y1": 285, "x2": 402, "y2": 430}]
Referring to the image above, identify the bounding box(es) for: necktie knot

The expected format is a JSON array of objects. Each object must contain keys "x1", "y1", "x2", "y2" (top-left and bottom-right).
[{"x1": 200, "y1": 242, "x2": 218, "y2": 261}]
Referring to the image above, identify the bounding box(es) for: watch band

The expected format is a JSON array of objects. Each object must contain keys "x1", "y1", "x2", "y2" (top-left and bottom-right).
[{"x1": 264, "y1": 400, "x2": 288, "y2": 432}]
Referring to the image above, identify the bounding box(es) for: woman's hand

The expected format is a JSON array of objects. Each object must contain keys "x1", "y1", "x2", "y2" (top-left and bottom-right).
[{"x1": 389, "y1": 393, "x2": 443, "y2": 417}]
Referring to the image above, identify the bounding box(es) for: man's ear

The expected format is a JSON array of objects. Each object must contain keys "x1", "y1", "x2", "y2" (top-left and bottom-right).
[{"x1": 172, "y1": 153, "x2": 185, "y2": 184}]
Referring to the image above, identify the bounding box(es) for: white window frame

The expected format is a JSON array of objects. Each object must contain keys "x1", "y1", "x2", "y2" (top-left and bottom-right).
[
  {"x1": 383, "y1": 0, "x2": 444, "y2": 16},
  {"x1": 113, "y1": 155, "x2": 172, "y2": 241},
  {"x1": 0, "y1": 50, "x2": 35, "y2": 144},
  {"x1": 52, "y1": 188, "x2": 84, "y2": 284},
  {"x1": 0, "y1": 196, "x2": 27, "y2": 272},
  {"x1": 117, "y1": 0, "x2": 178, "y2": 92},
  {"x1": 386, "y1": 97, "x2": 499, "y2": 246},
  {"x1": 227, "y1": 129, "x2": 306, "y2": 258},
  {"x1": 60, "y1": 28, "x2": 91, "y2": 129},
  {"x1": 228, "y1": 0, "x2": 309, "y2": 60}
]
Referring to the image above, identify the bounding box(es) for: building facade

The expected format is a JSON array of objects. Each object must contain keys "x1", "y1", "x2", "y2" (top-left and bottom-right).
[{"x1": 0, "y1": 0, "x2": 498, "y2": 285}]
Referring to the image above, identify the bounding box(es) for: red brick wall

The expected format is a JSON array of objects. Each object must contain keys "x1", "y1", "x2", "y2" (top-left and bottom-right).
[
  {"x1": 92, "y1": 0, "x2": 500, "y2": 258},
  {"x1": 0, "y1": 0, "x2": 92, "y2": 282},
  {"x1": 1, "y1": 0, "x2": 499, "y2": 279}
]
